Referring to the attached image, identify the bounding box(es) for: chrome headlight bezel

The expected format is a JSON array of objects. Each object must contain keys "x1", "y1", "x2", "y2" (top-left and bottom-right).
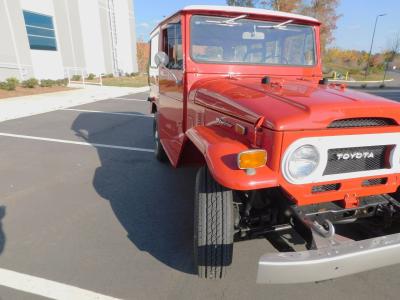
[{"x1": 283, "y1": 144, "x2": 320, "y2": 182}]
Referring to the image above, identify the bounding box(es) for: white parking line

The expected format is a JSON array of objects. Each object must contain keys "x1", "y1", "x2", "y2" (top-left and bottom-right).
[
  {"x1": 0, "y1": 267, "x2": 120, "y2": 300},
  {"x1": 112, "y1": 97, "x2": 147, "y2": 102},
  {"x1": 61, "y1": 108, "x2": 153, "y2": 118},
  {"x1": 0, "y1": 133, "x2": 154, "y2": 153}
]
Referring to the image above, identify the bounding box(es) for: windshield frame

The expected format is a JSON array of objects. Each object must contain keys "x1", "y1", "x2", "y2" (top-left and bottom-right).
[{"x1": 189, "y1": 15, "x2": 318, "y2": 68}]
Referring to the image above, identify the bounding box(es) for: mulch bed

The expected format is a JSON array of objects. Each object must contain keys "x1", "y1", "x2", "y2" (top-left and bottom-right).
[{"x1": 0, "y1": 86, "x2": 72, "y2": 99}]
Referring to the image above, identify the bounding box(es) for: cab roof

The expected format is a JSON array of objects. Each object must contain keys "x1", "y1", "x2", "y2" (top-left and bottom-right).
[
  {"x1": 150, "y1": 5, "x2": 319, "y2": 36},
  {"x1": 182, "y1": 5, "x2": 319, "y2": 23}
]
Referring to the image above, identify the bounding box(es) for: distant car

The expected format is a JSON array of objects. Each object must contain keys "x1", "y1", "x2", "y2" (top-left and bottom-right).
[{"x1": 148, "y1": 5, "x2": 400, "y2": 283}]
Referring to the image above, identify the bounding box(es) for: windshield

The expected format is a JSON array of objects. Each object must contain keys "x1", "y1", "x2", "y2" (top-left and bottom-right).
[{"x1": 190, "y1": 15, "x2": 316, "y2": 66}]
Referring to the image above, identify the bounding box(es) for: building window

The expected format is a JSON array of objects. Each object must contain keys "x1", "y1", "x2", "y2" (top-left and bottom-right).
[{"x1": 23, "y1": 10, "x2": 57, "y2": 51}]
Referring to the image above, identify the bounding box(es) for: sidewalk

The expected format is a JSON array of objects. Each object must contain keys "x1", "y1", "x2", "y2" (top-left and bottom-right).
[{"x1": 0, "y1": 85, "x2": 149, "y2": 122}]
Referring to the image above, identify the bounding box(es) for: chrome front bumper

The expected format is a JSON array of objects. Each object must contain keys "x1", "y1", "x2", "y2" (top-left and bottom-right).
[{"x1": 257, "y1": 232, "x2": 400, "y2": 284}]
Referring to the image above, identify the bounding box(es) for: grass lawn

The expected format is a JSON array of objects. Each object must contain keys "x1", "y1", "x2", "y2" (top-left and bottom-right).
[
  {"x1": 99, "y1": 75, "x2": 148, "y2": 87},
  {"x1": 324, "y1": 62, "x2": 392, "y2": 82},
  {"x1": 350, "y1": 73, "x2": 391, "y2": 81}
]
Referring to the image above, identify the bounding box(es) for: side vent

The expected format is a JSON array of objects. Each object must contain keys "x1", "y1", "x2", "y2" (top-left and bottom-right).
[
  {"x1": 312, "y1": 183, "x2": 341, "y2": 194},
  {"x1": 362, "y1": 178, "x2": 388, "y2": 187},
  {"x1": 328, "y1": 118, "x2": 396, "y2": 128}
]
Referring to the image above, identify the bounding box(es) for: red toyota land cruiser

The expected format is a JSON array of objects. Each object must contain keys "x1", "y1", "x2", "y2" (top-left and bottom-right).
[{"x1": 148, "y1": 5, "x2": 400, "y2": 283}]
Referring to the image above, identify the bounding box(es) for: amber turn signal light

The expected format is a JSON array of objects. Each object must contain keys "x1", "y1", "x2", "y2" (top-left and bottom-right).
[{"x1": 237, "y1": 149, "x2": 267, "y2": 170}]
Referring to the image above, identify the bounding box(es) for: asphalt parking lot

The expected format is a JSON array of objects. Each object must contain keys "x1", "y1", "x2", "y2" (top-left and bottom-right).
[
  {"x1": 1, "y1": 88, "x2": 400, "y2": 300},
  {"x1": 360, "y1": 87, "x2": 400, "y2": 102}
]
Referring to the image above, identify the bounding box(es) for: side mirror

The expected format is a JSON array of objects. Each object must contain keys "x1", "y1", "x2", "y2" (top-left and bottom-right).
[
  {"x1": 155, "y1": 52, "x2": 169, "y2": 67},
  {"x1": 154, "y1": 51, "x2": 182, "y2": 85}
]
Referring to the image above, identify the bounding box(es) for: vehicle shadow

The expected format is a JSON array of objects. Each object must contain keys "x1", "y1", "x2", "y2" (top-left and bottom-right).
[
  {"x1": 71, "y1": 112, "x2": 197, "y2": 275},
  {"x1": 0, "y1": 206, "x2": 5, "y2": 255}
]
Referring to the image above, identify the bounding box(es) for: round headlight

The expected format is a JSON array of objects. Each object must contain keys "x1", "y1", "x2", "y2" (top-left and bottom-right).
[{"x1": 287, "y1": 145, "x2": 320, "y2": 180}]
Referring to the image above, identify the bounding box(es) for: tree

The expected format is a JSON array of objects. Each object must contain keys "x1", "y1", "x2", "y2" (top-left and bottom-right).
[
  {"x1": 300, "y1": 0, "x2": 341, "y2": 52},
  {"x1": 226, "y1": 0, "x2": 341, "y2": 51},
  {"x1": 136, "y1": 42, "x2": 150, "y2": 74},
  {"x1": 386, "y1": 32, "x2": 400, "y2": 62},
  {"x1": 226, "y1": 0, "x2": 255, "y2": 7},
  {"x1": 259, "y1": 0, "x2": 301, "y2": 12}
]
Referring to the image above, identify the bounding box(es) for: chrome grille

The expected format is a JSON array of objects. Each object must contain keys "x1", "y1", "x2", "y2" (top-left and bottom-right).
[
  {"x1": 328, "y1": 118, "x2": 396, "y2": 128},
  {"x1": 323, "y1": 145, "x2": 389, "y2": 175}
]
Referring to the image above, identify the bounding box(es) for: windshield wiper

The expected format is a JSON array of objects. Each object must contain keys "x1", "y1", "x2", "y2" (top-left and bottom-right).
[
  {"x1": 257, "y1": 19, "x2": 294, "y2": 30},
  {"x1": 205, "y1": 14, "x2": 248, "y2": 26}
]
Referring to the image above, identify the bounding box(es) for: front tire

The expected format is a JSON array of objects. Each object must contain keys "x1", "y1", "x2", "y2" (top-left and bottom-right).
[{"x1": 194, "y1": 166, "x2": 234, "y2": 279}]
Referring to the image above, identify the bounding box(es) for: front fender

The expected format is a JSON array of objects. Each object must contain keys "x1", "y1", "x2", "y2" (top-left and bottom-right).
[{"x1": 186, "y1": 126, "x2": 278, "y2": 191}]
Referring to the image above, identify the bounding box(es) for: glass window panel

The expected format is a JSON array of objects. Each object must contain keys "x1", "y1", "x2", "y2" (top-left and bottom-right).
[
  {"x1": 190, "y1": 15, "x2": 316, "y2": 66},
  {"x1": 27, "y1": 36, "x2": 57, "y2": 51},
  {"x1": 23, "y1": 11, "x2": 54, "y2": 29},
  {"x1": 162, "y1": 22, "x2": 182, "y2": 70},
  {"x1": 26, "y1": 26, "x2": 55, "y2": 38}
]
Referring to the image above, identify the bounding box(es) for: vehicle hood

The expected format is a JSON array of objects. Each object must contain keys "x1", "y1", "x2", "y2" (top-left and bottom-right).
[{"x1": 192, "y1": 77, "x2": 400, "y2": 131}]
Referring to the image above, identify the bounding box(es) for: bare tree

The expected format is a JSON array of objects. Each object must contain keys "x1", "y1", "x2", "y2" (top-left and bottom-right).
[
  {"x1": 226, "y1": 0, "x2": 341, "y2": 52},
  {"x1": 226, "y1": 0, "x2": 255, "y2": 7},
  {"x1": 388, "y1": 32, "x2": 400, "y2": 61},
  {"x1": 259, "y1": 0, "x2": 301, "y2": 12}
]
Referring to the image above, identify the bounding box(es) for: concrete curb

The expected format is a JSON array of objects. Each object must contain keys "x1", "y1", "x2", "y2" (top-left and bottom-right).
[{"x1": 0, "y1": 85, "x2": 149, "y2": 123}]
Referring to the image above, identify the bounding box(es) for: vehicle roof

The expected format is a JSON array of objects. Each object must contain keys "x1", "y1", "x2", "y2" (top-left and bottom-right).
[
  {"x1": 150, "y1": 5, "x2": 319, "y2": 37},
  {"x1": 182, "y1": 5, "x2": 319, "y2": 23}
]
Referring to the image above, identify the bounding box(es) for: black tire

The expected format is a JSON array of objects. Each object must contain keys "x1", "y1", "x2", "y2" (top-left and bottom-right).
[
  {"x1": 153, "y1": 113, "x2": 167, "y2": 162},
  {"x1": 194, "y1": 166, "x2": 234, "y2": 279}
]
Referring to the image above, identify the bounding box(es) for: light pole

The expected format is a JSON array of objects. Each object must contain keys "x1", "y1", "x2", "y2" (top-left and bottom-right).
[{"x1": 364, "y1": 13, "x2": 387, "y2": 80}]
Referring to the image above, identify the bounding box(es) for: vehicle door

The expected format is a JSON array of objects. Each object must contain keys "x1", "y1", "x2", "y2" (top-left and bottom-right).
[{"x1": 158, "y1": 19, "x2": 184, "y2": 166}]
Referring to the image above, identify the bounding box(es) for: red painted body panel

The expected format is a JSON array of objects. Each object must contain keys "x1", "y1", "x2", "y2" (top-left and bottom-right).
[
  {"x1": 186, "y1": 125, "x2": 278, "y2": 190},
  {"x1": 150, "y1": 7, "x2": 400, "y2": 206},
  {"x1": 192, "y1": 77, "x2": 400, "y2": 131},
  {"x1": 157, "y1": 15, "x2": 186, "y2": 167}
]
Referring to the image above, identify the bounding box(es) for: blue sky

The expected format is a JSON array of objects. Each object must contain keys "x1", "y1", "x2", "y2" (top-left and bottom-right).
[{"x1": 134, "y1": 0, "x2": 400, "y2": 52}]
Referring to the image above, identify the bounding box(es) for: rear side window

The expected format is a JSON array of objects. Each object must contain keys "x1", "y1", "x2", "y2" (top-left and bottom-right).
[
  {"x1": 150, "y1": 33, "x2": 159, "y2": 68},
  {"x1": 162, "y1": 22, "x2": 182, "y2": 69}
]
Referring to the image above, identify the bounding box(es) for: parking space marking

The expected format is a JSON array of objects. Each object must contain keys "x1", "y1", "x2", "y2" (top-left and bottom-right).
[
  {"x1": 0, "y1": 133, "x2": 154, "y2": 153},
  {"x1": 112, "y1": 97, "x2": 147, "y2": 102},
  {"x1": 0, "y1": 268, "x2": 120, "y2": 300},
  {"x1": 61, "y1": 108, "x2": 154, "y2": 118}
]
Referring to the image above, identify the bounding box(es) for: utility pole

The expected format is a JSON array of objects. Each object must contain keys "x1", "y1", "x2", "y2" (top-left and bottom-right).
[{"x1": 364, "y1": 13, "x2": 387, "y2": 80}]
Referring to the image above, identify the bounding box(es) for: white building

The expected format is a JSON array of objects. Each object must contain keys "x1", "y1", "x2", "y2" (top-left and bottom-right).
[{"x1": 0, "y1": 0, "x2": 138, "y2": 81}]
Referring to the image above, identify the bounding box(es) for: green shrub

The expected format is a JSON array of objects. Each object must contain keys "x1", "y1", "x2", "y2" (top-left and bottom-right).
[
  {"x1": 71, "y1": 75, "x2": 81, "y2": 81},
  {"x1": 40, "y1": 79, "x2": 57, "y2": 87},
  {"x1": 87, "y1": 73, "x2": 96, "y2": 80},
  {"x1": 0, "y1": 77, "x2": 19, "y2": 91},
  {"x1": 21, "y1": 78, "x2": 39, "y2": 88},
  {"x1": 103, "y1": 73, "x2": 114, "y2": 78},
  {"x1": 130, "y1": 72, "x2": 140, "y2": 77},
  {"x1": 56, "y1": 78, "x2": 68, "y2": 86}
]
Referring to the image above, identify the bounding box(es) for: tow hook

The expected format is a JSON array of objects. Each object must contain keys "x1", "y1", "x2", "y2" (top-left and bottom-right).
[
  {"x1": 289, "y1": 207, "x2": 350, "y2": 249},
  {"x1": 309, "y1": 219, "x2": 335, "y2": 239}
]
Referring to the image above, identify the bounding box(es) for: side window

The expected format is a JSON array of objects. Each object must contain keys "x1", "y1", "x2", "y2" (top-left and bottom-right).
[
  {"x1": 162, "y1": 22, "x2": 182, "y2": 70},
  {"x1": 150, "y1": 33, "x2": 159, "y2": 68}
]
